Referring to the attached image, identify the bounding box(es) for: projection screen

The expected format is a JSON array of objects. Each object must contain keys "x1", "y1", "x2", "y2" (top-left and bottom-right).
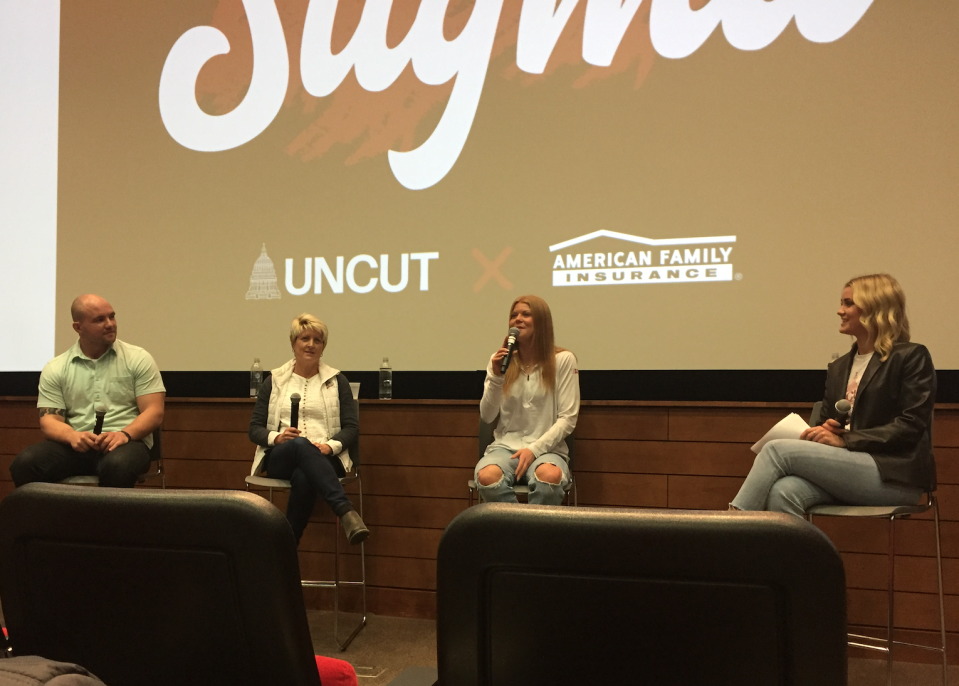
[{"x1": 2, "y1": 0, "x2": 957, "y2": 373}]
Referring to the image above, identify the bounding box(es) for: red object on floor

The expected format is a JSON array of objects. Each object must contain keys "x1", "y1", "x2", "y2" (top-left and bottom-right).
[{"x1": 315, "y1": 655, "x2": 357, "y2": 686}]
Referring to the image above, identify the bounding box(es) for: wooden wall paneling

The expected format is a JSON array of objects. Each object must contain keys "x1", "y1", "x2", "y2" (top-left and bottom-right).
[
  {"x1": 361, "y1": 403, "x2": 478, "y2": 437},
  {"x1": 666, "y1": 475, "x2": 744, "y2": 509},
  {"x1": 0, "y1": 454, "x2": 15, "y2": 476},
  {"x1": 0, "y1": 427, "x2": 44, "y2": 457},
  {"x1": 848, "y1": 589, "x2": 959, "y2": 633},
  {"x1": 893, "y1": 556, "x2": 959, "y2": 596},
  {"x1": 363, "y1": 495, "x2": 465, "y2": 530},
  {"x1": 842, "y1": 552, "x2": 959, "y2": 595},
  {"x1": 668, "y1": 407, "x2": 800, "y2": 443},
  {"x1": 935, "y1": 412, "x2": 959, "y2": 448},
  {"x1": 936, "y1": 484, "x2": 959, "y2": 521},
  {"x1": 936, "y1": 522, "x2": 959, "y2": 559},
  {"x1": 361, "y1": 466, "x2": 474, "y2": 500},
  {"x1": 936, "y1": 447, "x2": 959, "y2": 484},
  {"x1": 163, "y1": 431, "x2": 252, "y2": 462},
  {"x1": 575, "y1": 407, "x2": 669, "y2": 441},
  {"x1": 576, "y1": 439, "x2": 755, "y2": 477},
  {"x1": 0, "y1": 403, "x2": 39, "y2": 428},
  {"x1": 361, "y1": 435, "x2": 477, "y2": 469},
  {"x1": 574, "y1": 472, "x2": 667, "y2": 508},
  {"x1": 162, "y1": 403, "x2": 253, "y2": 432},
  {"x1": 162, "y1": 458, "x2": 252, "y2": 489},
  {"x1": 812, "y1": 517, "x2": 951, "y2": 558}
]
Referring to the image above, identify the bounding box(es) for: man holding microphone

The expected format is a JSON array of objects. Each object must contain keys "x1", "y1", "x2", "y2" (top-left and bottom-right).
[{"x1": 10, "y1": 294, "x2": 165, "y2": 488}]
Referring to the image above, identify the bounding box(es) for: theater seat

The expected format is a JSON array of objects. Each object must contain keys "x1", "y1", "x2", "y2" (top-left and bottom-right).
[
  {"x1": 436, "y1": 504, "x2": 848, "y2": 686},
  {"x1": 0, "y1": 484, "x2": 336, "y2": 686}
]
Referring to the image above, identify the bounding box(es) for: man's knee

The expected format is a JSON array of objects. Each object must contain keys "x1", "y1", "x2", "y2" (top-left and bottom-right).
[
  {"x1": 98, "y1": 445, "x2": 150, "y2": 488},
  {"x1": 534, "y1": 463, "x2": 563, "y2": 485},
  {"x1": 9, "y1": 449, "x2": 36, "y2": 486},
  {"x1": 10, "y1": 442, "x2": 59, "y2": 486},
  {"x1": 477, "y1": 465, "x2": 503, "y2": 486}
]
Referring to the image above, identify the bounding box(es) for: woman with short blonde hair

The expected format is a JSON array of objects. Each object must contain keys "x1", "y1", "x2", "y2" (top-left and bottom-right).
[
  {"x1": 475, "y1": 295, "x2": 580, "y2": 505},
  {"x1": 249, "y1": 314, "x2": 368, "y2": 545},
  {"x1": 731, "y1": 274, "x2": 936, "y2": 515},
  {"x1": 289, "y1": 314, "x2": 329, "y2": 348}
]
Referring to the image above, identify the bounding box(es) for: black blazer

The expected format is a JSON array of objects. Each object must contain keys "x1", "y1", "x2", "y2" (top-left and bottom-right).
[{"x1": 820, "y1": 341, "x2": 936, "y2": 491}]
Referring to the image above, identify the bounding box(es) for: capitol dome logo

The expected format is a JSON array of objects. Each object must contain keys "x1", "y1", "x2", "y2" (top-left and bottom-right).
[{"x1": 246, "y1": 243, "x2": 282, "y2": 300}]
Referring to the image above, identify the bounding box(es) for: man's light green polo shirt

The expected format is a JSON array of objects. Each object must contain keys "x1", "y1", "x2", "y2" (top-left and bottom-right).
[{"x1": 37, "y1": 339, "x2": 165, "y2": 449}]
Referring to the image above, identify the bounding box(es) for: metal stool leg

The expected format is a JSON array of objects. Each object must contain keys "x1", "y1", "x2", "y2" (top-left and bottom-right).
[
  {"x1": 934, "y1": 498, "x2": 948, "y2": 686},
  {"x1": 304, "y1": 474, "x2": 367, "y2": 651},
  {"x1": 887, "y1": 514, "x2": 895, "y2": 686}
]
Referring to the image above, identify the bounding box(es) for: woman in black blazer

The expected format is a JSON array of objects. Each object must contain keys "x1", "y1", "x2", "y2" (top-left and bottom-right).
[{"x1": 731, "y1": 274, "x2": 936, "y2": 515}]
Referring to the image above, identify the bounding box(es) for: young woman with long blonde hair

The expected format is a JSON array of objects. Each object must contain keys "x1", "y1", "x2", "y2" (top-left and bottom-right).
[{"x1": 475, "y1": 295, "x2": 580, "y2": 505}]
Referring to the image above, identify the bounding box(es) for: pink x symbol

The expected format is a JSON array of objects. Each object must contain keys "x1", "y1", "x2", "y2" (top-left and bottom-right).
[{"x1": 472, "y1": 248, "x2": 513, "y2": 292}]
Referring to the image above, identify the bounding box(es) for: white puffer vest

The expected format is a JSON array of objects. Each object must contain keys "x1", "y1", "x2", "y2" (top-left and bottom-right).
[{"x1": 250, "y1": 359, "x2": 351, "y2": 475}]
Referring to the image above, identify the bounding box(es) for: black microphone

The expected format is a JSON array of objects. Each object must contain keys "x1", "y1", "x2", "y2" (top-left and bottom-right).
[
  {"x1": 834, "y1": 399, "x2": 852, "y2": 428},
  {"x1": 290, "y1": 393, "x2": 301, "y2": 429},
  {"x1": 500, "y1": 327, "x2": 521, "y2": 375},
  {"x1": 93, "y1": 405, "x2": 106, "y2": 435}
]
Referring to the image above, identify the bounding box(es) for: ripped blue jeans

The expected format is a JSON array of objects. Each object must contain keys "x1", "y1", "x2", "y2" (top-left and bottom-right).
[{"x1": 474, "y1": 446, "x2": 570, "y2": 505}]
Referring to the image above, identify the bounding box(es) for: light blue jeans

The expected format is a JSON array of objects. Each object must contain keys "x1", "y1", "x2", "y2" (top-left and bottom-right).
[
  {"x1": 474, "y1": 447, "x2": 570, "y2": 505},
  {"x1": 731, "y1": 439, "x2": 923, "y2": 516}
]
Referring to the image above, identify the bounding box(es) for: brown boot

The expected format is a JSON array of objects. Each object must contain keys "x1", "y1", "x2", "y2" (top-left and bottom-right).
[{"x1": 340, "y1": 510, "x2": 369, "y2": 545}]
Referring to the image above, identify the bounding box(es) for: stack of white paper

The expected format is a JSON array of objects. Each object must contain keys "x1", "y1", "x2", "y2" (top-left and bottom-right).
[{"x1": 750, "y1": 413, "x2": 810, "y2": 454}]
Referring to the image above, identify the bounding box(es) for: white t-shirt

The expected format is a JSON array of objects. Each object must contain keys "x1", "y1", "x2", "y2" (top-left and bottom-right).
[{"x1": 844, "y1": 351, "x2": 874, "y2": 427}]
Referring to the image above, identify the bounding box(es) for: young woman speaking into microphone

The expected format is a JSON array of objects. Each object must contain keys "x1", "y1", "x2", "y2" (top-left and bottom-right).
[{"x1": 474, "y1": 295, "x2": 580, "y2": 505}]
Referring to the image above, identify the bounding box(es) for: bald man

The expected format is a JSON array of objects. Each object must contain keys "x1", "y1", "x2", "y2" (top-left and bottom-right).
[{"x1": 10, "y1": 295, "x2": 166, "y2": 487}]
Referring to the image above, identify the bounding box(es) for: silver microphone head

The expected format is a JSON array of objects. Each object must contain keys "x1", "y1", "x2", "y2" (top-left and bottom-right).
[
  {"x1": 835, "y1": 399, "x2": 852, "y2": 414},
  {"x1": 95, "y1": 405, "x2": 107, "y2": 416},
  {"x1": 290, "y1": 393, "x2": 301, "y2": 403},
  {"x1": 507, "y1": 327, "x2": 520, "y2": 342}
]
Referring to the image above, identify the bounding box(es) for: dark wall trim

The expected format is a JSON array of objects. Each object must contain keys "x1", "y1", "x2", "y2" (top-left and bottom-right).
[{"x1": 3, "y1": 370, "x2": 957, "y2": 403}]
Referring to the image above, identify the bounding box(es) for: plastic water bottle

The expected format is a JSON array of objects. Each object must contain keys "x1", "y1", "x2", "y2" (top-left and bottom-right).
[
  {"x1": 250, "y1": 358, "x2": 262, "y2": 398},
  {"x1": 379, "y1": 357, "x2": 392, "y2": 400}
]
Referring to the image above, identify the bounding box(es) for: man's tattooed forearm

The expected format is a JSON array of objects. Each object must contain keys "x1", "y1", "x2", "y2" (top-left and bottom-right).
[{"x1": 38, "y1": 407, "x2": 66, "y2": 418}]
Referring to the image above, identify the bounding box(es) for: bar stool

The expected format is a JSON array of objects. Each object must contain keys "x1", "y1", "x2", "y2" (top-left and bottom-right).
[{"x1": 245, "y1": 399, "x2": 366, "y2": 651}]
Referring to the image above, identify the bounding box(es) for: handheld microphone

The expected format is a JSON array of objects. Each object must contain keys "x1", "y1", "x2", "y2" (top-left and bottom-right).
[
  {"x1": 501, "y1": 327, "x2": 521, "y2": 375},
  {"x1": 290, "y1": 393, "x2": 301, "y2": 429},
  {"x1": 834, "y1": 399, "x2": 852, "y2": 429},
  {"x1": 93, "y1": 405, "x2": 107, "y2": 435}
]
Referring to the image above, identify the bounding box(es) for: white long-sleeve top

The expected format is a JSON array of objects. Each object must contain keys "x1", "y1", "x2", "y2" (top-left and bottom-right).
[
  {"x1": 272, "y1": 372, "x2": 344, "y2": 457},
  {"x1": 479, "y1": 350, "x2": 580, "y2": 459}
]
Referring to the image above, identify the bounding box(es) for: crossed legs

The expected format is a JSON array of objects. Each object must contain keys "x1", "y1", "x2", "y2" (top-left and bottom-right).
[
  {"x1": 731, "y1": 439, "x2": 923, "y2": 516},
  {"x1": 266, "y1": 438, "x2": 355, "y2": 543}
]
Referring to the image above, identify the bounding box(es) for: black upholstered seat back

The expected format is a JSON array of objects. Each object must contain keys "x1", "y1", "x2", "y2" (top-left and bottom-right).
[
  {"x1": 0, "y1": 484, "x2": 320, "y2": 686},
  {"x1": 437, "y1": 504, "x2": 847, "y2": 686}
]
